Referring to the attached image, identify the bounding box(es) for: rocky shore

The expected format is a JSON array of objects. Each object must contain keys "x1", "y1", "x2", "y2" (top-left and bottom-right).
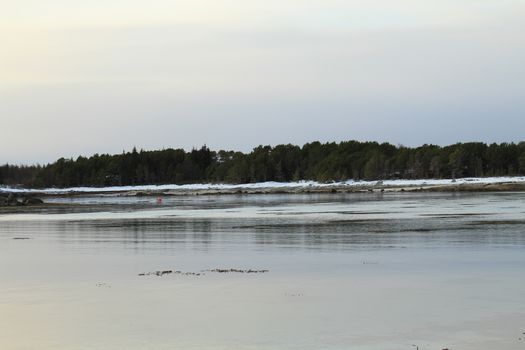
[
  {"x1": 5, "y1": 181, "x2": 525, "y2": 200},
  {"x1": 0, "y1": 193, "x2": 44, "y2": 207},
  {"x1": 2, "y1": 180, "x2": 525, "y2": 201},
  {"x1": 146, "y1": 181, "x2": 525, "y2": 195}
]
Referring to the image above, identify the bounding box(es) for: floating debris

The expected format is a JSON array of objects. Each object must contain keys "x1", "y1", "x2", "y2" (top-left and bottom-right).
[{"x1": 12, "y1": 237, "x2": 31, "y2": 240}]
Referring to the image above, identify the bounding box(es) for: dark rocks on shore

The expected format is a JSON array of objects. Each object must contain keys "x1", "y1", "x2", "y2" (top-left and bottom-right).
[
  {"x1": 0, "y1": 193, "x2": 44, "y2": 207},
  {"x1": 23, "y1": 197, "x2": 44, "y2": 205},
  {"x1": 0, "y1": 193, "x2": 22, "y2": 206}
]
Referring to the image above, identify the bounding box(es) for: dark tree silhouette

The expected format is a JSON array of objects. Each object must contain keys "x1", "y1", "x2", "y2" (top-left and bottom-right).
[{"x1": 1, "y1": 141, "x2": 525, "y2": 188}]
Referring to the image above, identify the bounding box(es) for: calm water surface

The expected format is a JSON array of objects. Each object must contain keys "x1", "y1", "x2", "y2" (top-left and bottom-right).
[{"x1": 1, "y1": 192, "x2": 525, "y2": 350}]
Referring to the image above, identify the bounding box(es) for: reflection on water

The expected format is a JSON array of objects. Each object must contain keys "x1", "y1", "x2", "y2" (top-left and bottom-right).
[{"x1": 1, "y1": 192, "x2": 525, "y2": 350}]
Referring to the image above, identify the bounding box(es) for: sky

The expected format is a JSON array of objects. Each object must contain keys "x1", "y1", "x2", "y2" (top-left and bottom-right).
[{"x1": 1, "y1": 0, "x2": 524, "y2": 164}]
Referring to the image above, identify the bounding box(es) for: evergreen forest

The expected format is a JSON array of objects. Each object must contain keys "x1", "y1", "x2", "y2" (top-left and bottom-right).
[{"x1": 2, "y1": 141, "x2": 525, "y2": 188}]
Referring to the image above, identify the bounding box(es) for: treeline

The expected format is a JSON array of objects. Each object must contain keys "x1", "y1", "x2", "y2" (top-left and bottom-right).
[
  {"x1": 2, "y1": 141, "x2": 525, "y2": 188},
  {"x1": 0, "y1": 165, "x2": 44, "y2": 187}
]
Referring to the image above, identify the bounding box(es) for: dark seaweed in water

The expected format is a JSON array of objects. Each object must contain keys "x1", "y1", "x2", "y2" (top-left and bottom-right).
[
  {"x1": 139, "y1": 270, "x2": 203, "y2": 277},
  {"x1": 139, "y1": 268, "x2": 269, "y2": 276},
  {"x1": 207, "y1": 268, "x2": 269, "y2": 274}
]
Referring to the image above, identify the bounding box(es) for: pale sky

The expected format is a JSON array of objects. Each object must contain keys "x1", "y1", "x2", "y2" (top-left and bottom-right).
[{"x1": 1, "y1": 0, "x2": 524, "y2": 164}]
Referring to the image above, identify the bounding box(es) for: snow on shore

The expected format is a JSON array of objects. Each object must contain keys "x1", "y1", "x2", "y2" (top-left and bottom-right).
[{"x1": 2, "y1": 176, "x2": 525, "y2": 194}]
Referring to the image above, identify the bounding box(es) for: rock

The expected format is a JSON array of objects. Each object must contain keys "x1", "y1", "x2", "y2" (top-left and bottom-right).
[
  {"x1": 23, "y1": 197, "x2": 44, "y2": 205},
  {"x1": 0, "y1": 193, "x2": 44, "y2": 206},
  {"x1": 6, "y1": 193, "x2": 22, "y2": 206}
]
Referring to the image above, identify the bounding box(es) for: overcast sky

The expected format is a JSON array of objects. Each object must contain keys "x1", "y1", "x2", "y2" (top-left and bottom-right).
[{"x1": 1, "y1": 0, "x2": 524, "y2": 164}]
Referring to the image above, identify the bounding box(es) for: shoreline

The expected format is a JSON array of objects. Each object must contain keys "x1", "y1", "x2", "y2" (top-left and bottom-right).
[
  {"x1": 110, "y1": 181, "x2": 525, "y2": 196},
  {"x1": 2, "y1": 180, "x2": 525, "y2": 199},
  {"x1": 3, "y1": 182, "x2": 525, "y2": 214}
]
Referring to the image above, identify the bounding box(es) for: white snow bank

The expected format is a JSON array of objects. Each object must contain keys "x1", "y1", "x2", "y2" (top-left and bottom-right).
[{"x1": 2, "y1": 176, "x2": 525, "y2": 194}]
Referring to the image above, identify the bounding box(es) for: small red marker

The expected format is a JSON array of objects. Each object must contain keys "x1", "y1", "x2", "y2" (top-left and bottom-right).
[{"x1": 156, "y1": 197, "x2": 163, "y2": 204}]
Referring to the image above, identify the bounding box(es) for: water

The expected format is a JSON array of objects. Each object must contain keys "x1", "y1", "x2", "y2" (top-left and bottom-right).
[{"x1": 1, "y1": 192, "x2": 525, "y2": 349}]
